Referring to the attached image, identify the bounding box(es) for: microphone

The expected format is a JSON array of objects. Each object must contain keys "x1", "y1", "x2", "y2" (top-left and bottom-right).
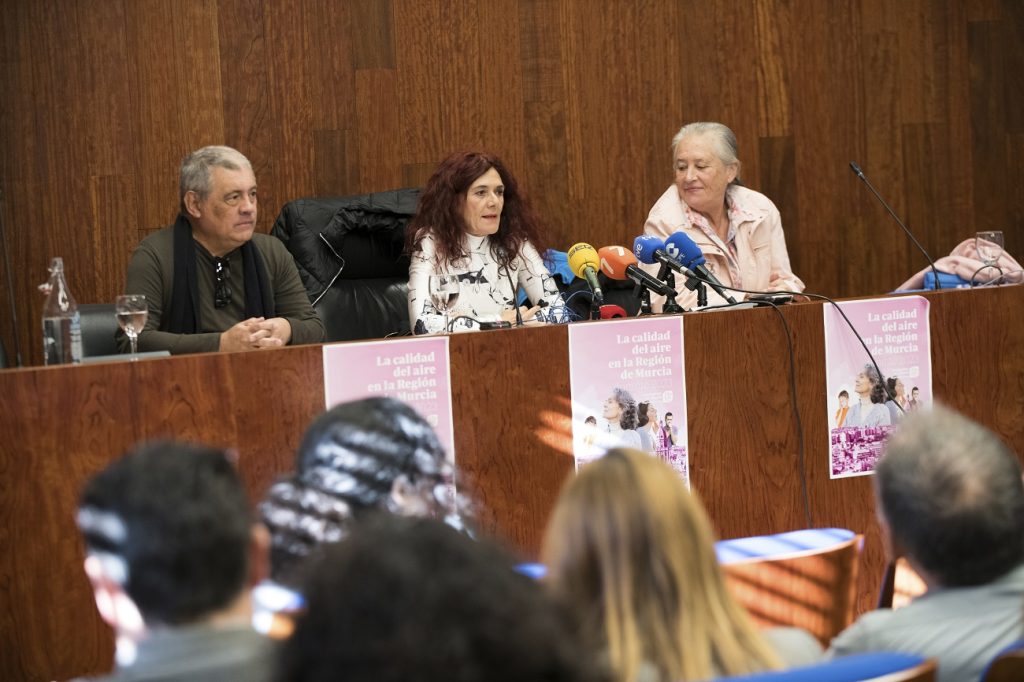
[
  {"x1": 849, "y1": 161, "x2": 943, "y2": 289},
  {"x1": 494, "y1": 244, "x2": 524, "y2": 327},
  {"x1": 666, "y1": 232, "x2": 739, "y2": 304},
  {"x1": 596, "y1": 246, "x2": 676, "y2": 297},
  {"x1": 567, "y1": 242, "x2": 604, "y2": 305},
  {"x1": 599, "y1": 304, "x2": 628, "y2": 319},
  {"x1": 632, "y1": 235, "x2": 686, "y2": 274}
]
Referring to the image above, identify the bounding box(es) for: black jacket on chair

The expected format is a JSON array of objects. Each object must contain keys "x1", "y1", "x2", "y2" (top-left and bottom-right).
[{"x1": 271, "y1": 188, "x2": 420, "y2": 342}]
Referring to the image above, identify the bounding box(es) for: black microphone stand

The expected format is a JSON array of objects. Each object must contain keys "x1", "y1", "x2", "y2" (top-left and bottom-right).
[
  {"x1": 657, "y1": 264, "x2": 683, "y2": 314},
  {"x1": 684, "y1": 275, "x2": 707, "y2": 308},
  {"x1": 634, "y1": 283, "x2": 653, "y2": 316},
  {"x1": 850, "y1": 162, "x2": 943, "y2": 290}
]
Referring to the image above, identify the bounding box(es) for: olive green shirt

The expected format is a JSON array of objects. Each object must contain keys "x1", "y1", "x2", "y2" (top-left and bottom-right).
[{"x1": 121, "y1": 225, "x2": 324, "y2": 355}]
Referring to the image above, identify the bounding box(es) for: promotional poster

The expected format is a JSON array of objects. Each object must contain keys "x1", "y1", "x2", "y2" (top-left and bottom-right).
[
  {"x1": 323, "y1": 336, "x2": 455, "y2": 456},
  {"x1": 823, "y1": 296, "x2": 932, "y2": 478},
  {"x1": 568, "y1": 316, "x2": 690, "y2": 485}
]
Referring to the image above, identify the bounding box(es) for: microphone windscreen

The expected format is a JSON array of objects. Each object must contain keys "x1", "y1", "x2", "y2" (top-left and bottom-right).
[
  {"x1": 599, "y1": 304, "x2": 628, "y2": 319},
  {"x1": 666, "y1": 232, "x2": 705, "y2": 267},
  {"x1": 632, "y1": 235, "x2": 664, "y2": 265},
  {"x1": 597, "y1": 246, "x2": 637, "y2": 280},
  {"x1": 567, "y1": 242, "x2": 600, "y2": 278}
]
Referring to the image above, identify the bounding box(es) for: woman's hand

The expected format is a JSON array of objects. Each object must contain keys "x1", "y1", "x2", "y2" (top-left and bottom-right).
[{"x1": 501, "y1": 305, "x2": 542, "y2": 325}]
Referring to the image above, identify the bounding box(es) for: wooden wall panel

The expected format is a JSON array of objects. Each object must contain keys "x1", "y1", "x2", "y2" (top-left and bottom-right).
[{"x1": 0, "y1": 0, "x2": 1021, "y2": 369}]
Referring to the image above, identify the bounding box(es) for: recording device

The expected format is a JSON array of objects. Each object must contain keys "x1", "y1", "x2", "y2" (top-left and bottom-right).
[
  {"x1": 632, "y1": 235, "x2": 687, "y2": 275},
  {"x1": 849, "y1": 161, "x2": 943, "y2": 289},
  {"x1": 597, "y1": 246, "x2": 676, "y2": 297},
  {"x1": 479, "y1": 321, "x2": 512, "y2": 330},
  {"x1": 665, "y1": 232, "x2": 739, "y2": 304},
  {"x1": 567, "y1": 242, "x2": 604, "y2": 305},
  {"x1": 747, "y1": 292, "x2": 793, "y2": 305},
  {"x1": 598, "y1": 304, "x2": 628, "y2": 319}
]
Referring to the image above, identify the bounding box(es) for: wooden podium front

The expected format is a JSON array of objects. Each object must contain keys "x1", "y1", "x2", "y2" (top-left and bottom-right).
[{"x1": 2, "y1": 285, "x2": 1022, "y2": 681}]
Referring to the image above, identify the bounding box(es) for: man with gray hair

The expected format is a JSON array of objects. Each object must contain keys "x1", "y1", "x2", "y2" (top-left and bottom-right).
[
  {"x1": 828, "y1": 405, "x2": 1024, "y2": 682},
  {"x1": 119, "y1": 146, "x2": 323, "y2": 354}
]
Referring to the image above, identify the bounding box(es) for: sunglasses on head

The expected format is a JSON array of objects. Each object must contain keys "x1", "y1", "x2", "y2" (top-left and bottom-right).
[{"x1": 213, "y1": 257, "x2": 231, "y2": 308}]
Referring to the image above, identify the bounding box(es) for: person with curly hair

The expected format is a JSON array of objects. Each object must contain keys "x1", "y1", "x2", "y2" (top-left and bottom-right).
[
  {"x1": 542, "y1": 449, "x2": 821, "y2": 682},
  {"x1": 601, "y1": 387, "x2": 642, "y2": 450},
  {"x1": 845, "y1": 364, "x2": 892, "y2": 428},
  {"x1": 406, "y1": 151, "x2": 565, "y2": 334}
]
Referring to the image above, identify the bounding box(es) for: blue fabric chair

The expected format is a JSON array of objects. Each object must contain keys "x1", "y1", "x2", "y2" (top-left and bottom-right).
[
  {"x1": 717, "y1": 652, "x2": 935, "y2": 681},
  {"x1": 982, "y1": 640, "x2": 1024, "y2": 682}
]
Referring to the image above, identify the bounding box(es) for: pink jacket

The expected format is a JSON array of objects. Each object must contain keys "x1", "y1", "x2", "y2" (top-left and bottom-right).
[
  {"x1": 896, "y1": 238, "x2": 1022, "y2": 290},
  {"x1": 643, "y1": 184, "x2": 804, "y2": 309}
]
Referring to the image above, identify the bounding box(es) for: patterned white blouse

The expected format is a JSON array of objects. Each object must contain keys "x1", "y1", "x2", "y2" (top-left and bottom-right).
[{"x1": 408, "y1": 233, "x2": 565, "y2": 334}]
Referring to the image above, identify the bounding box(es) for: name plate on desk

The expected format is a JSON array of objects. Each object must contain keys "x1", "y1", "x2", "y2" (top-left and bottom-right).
[{"x1": 323, "y1": 337, "x2": 455, "y2": 455}]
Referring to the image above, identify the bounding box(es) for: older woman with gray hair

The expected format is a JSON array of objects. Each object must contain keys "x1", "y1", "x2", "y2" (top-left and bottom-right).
[{"x1": 644, "y1": 122, "x2": 804, "y2": 309}]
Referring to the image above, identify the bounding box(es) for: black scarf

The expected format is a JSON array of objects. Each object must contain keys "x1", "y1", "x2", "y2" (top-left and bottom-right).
[{"x1": 164, "y1": 214, "x2": 275, "y2": 333}]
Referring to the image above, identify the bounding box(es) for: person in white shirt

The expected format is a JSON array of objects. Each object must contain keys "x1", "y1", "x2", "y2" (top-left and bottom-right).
[{"x1": 407, "y1": 151, "x2": 566, "y2": 334}]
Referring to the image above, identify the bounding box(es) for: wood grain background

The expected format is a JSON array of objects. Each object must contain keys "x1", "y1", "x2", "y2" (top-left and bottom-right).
[{"x1": 0, "y1": 0, "x2": 1022, "y2": 367}]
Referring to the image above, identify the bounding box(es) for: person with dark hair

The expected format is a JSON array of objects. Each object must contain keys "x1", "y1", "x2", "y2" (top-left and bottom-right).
[
  {"x1": 259, "y1": 396, "x2": 466, "y2": 589},
  {"x1": 828, "y1": 405, "x2": 1024, "y2": 682},
  {"x1": 884, "y1": 376, "x2": 909, "y2": 423},
  {"x1": 908, "y1": 386, "x2": 921, "y2": 410},
  {"x1": 663, "y1": 411, "x2": 679, "y2": 446},
  {"x1": 844, "y1": 364, "x2": 891, "y2": 428},
  {"x1": 119, "y1": 145, "x2": 323, "y2": 355},
  {"x1": 634, "y1": 401, "x2": 662, "y2": 453},
  {"x1": 72, "y1": 442, "x2": 274, "y2": 681},
  {"x1": 406, "y1": 150, "x2": 565, "y2": 333},
  {"x1": 835, "y1": 389, "x2": 850, "y2": 427},
  {"x1": 643, "y1": 122, "x2": 803, "y2": 309},
  {"x1": 275, "y1": 515, "x2": 605, "y2": 682}
]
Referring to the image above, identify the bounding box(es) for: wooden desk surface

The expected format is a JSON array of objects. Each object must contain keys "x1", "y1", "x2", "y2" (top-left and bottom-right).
[{"x1": 3, "y1": 285, "x2": 1022, "y2": 681}]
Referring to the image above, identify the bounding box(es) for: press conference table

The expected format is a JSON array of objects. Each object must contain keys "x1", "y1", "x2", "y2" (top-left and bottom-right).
[{"x1": 2, "y1": 284, "x2": 1023, "y2": 681}]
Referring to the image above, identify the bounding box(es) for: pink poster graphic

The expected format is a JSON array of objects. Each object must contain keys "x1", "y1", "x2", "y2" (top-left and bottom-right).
[
  {"x1": 322, "y1": 337, "x2": 455, "y2": 456},
  {"x1": 823, "y1": 296, "x2": 932, "y2": 479},
  {"x1": 568, "y1": 317, "x2": 689, "y2": 485}
]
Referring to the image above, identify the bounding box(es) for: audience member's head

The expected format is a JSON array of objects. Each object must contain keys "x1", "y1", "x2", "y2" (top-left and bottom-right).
[
  {"x1": 541, "y1": 449, "x2": 780, "y2": 682},
  {"x1": 260, "y1": 396, "x2": 465, "y2": 587},
  {"x1": 875, "y1": 405, "x2": 1024, "y2": 587},
  {"x1": 276, "y1": 515, "x2": 603, "y2": 682},
  {"x1": 76, "y1": 442, "x2": 262, "y2": 634}
]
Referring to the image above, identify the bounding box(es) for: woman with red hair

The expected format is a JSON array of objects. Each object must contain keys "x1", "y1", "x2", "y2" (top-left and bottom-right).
[{"x1": 406, "y1": 151, "x2": 564, "y2": 334}]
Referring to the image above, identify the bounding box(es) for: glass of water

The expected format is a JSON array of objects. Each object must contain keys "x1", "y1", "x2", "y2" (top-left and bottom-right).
[
  {"x1": 115, "y1": 294, "x2": 148, "y2": 357},
  {"x1": 975, "y1": 231, "x2": 1004, "y2": 267},
  {"x1": 428, "y1": 274, "x2": 460, "y2": 333}
]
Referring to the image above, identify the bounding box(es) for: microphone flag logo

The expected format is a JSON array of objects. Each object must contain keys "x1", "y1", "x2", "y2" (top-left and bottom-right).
[{"x1": 665, "y1": 242, "x2": 680, "y2": 259}]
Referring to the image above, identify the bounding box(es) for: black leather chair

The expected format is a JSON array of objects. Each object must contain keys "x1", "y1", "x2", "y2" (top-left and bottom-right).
[
  {"x1": 79, "y1": 303, "x2": 119, "y2": 357},
  {"x1": 272, "y1": 189, "x2": 420, "y2": 343}
]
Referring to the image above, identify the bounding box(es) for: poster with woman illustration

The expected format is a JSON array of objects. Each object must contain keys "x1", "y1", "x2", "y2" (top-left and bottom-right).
[
  {"x1": 823, "y1": 295, "x2": 932, "y2": 479},
  {"x1": 568, "y1": 317, "x2": 689, "y2": 486}
]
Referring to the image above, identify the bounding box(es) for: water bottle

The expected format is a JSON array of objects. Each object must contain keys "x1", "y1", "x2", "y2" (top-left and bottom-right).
[{"x1": 41, "y1": 257, "x2": 83, "y2": 365}]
